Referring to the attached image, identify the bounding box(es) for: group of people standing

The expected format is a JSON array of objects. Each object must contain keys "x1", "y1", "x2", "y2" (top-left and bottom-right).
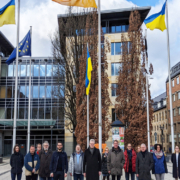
[{"x1": 9, "y1": 139, "x2": 180, "y2": 180}]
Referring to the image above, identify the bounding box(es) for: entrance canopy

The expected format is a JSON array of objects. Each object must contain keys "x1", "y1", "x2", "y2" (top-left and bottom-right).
[{"x1": 0, "y1": 120, "x2": 56, "y2": 127}]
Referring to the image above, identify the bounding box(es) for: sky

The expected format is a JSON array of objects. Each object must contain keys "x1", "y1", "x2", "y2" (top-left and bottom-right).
[{"x1": 0, "y1": 0, "x2": 179, "y2": 99}]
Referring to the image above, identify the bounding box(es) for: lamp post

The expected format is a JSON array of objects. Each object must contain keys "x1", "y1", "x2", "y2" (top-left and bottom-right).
[
  {"x1": 50, "y1": 126, "x2": 54, "y2": 149},
  {"x1": 160, "y1": 125, "x2": 164, "y2": 150}
]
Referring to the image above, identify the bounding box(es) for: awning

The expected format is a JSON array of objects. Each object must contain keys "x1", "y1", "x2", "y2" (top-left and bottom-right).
[{"x1": 0, "y1": 120, "x2": 56, "y2": 127}]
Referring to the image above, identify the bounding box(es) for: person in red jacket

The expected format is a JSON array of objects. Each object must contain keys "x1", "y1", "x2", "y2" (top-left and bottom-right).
[{"x1": 124, "y1": 143, "x2": 137, "y2": 180}]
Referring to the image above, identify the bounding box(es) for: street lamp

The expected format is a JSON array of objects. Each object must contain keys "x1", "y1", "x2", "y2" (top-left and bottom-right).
[
  {"x1": 50, "y1": 126, "x2": 54, "y2": 150},
  {"x1": 160, "y1": 125, "x2": 164, "y2": 150}
]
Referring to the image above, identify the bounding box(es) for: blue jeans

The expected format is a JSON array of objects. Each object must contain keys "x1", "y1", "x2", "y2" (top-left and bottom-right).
[
  {"x1": 54, "y1": 171, "x2": 64, "y2": 180},
  {"x1": 11, "y1": 173, "x2": 22, "y2": 180},
  {"x1": 74, "y1": 173, "x2": 84, "y2": 180},
  {"x1": 125, "y1": 172, "x2": 135, "y2": 180},
  {"x1": 136, "y1": 177, "x2": 139, "y2": 180},
  {"x1": 39, "y1": 177, "x2": 53, "y2": 180}
]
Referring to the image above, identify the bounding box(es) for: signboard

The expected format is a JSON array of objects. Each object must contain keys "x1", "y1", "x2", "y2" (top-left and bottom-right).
[{"x1": 112, "y1": 127, "x2": 125, "y2": 151}]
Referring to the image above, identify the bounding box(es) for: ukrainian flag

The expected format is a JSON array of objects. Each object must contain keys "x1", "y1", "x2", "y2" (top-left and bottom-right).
[
  {"x1": 144, "y1": 1, "x2": 167, "y2": 32},
  {"x1": 52, "y1": 0, "x2": 97, "y2": 8},
  {"x1": 85, "y1": 46, "x2": 93, "y2": 95},
  {"x1": 0, "y1": 0, "x2": 15, "y2": 27}
]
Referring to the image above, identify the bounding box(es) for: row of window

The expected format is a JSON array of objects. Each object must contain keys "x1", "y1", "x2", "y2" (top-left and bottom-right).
[
  {"x1": 172, "y1": 76, "x2": 179, "y2": 87},
  {"x1": 153, "y1": 124, "x2": 168, "y2": 131},
  {"x1": 0, "y1": 85, "x2": 65, "y2": 99},
  {"x1": 154, "y1": 111, "x2": 167, "y2": 122},
  {"x1": 111, "y1": 42, "x2": 131, "y2": 55},
  {"x1": 1, "y1": 64, "x2": 63, "y2": 78},
  {"x1": 152, "y1": 134, "x2": 169, "y2": 144},
  {"x1": 172, "y1": 92, "x2": 180, "y2": 102}
]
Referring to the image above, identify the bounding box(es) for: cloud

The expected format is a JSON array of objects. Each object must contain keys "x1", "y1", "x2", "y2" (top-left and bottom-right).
[{"x1": 0, "y1": 0, "x2": 179, "y2": 98}]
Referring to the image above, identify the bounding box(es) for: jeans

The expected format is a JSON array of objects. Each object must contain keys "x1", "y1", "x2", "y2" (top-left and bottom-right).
[
  {"x1": 125, "y1": 172, "x2": 135, "y2": 180},
  {"x1": 155, "y1": 174, "x2": 165, "y2": 180},
  {"x1": 26, "y1": 174, "x2": 38, "y2": 180},
  {"x1": 39, "y1": 177, "x2": 53, "y2": 180},
  {"x1": 54, "y1": 171, "x2": 64, "y2": 180},
  {"x1": 112, "y1": 175, "x2": 121, "y2": 180},
  {"x1": 74, "y1": 173, "x2": 84, "y2": 180},
  {"x1": 11, "y1": 173, "x2": 22, "y2": 180},
  {"x1": 136, "y1": 177, "x2": 139, "y2": 180}
]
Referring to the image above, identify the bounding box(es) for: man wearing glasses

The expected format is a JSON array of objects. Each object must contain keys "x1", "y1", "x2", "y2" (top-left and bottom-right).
[
  {"x1": 83, "y1": 139, "x2": 101, "y2": 180},
  {"x1": 136, "y1": 143, "x2": 154, "y2": 180}
]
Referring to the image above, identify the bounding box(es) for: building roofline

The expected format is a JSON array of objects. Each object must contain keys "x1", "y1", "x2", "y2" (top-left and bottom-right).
[
  {"x1": 57, "y1": 6, "x2": 151, "y2": 18},
  {"x1": 152, "y1": 92, "x2": 166, "y2": 101}
]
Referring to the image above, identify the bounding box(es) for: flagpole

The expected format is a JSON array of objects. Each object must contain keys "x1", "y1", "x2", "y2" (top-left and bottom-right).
[
  {"x1": 98, "y1": 0, "x2": 102, "y2": 179},
  {"x1": 166, "y1": 0, "x2": 174, "y2": 153},
  {"x1": 87, "y1": 43, "x2": 89, "y2": 148},
  {"x1": 27, "y1": 26, "x2": 32, "y2": 153},
  {"x1": 12, "y1": 0, "x2": 20, "y2": 152},
  {"x1": 145, "y1": 30, "x2": 150, "y2": 152}
]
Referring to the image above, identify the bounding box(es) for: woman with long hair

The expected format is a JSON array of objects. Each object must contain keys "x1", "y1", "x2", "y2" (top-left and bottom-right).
[
  {"x1": 171, "y1": 145, "x2": 180, "y2": 180},
  {"x1": 102, "y1": 147, "x2": 109, "y2": 180},
  {"x1": 152, "y1": 144, "x2": 168, "y2": 180},
  {"x1": 10, "y1": 144, "x2": 24, "y2": 180}
]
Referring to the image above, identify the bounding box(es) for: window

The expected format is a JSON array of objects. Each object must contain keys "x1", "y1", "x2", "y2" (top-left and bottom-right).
[
  {"x1": 33, "y1": 65, "x2": 39, "y2": 76},
  {"x1": 177, "y1": 77, "x2": 179, "y2": 84},
  {"x1": 178, "y1": 92, "x2": 180, "y2": 100},
  {"x1": 39, "y1": 108, "x2": 44, "y2": 119},
  {"x1": 179, "y1": 107, "x2": 180, "y2": 115},
  {"x1": 157, "y1": 114, "x2": 158, "y2": 121},
  {"x1": 73, "y1": 85, "x2": 76, "y2": 92},
  {"x1": 33, "y1": 86, "x2": 39, "y2": 98},
  {"x1": 47, "y1": 65, "x2": 52, "y2": 77},
  {"x1": 172, "y1": 79, "x2": 174, "y2": 87},
  {"x1": 45, "y1": 107, "x2": 51, "y2": 119},
  {"x1": 40, "y1": 86, "x2": 45, "y2": 98},
  {"x1": 19, "y1": 86, "x2": 26, "y2": 98},
  {"x1": 112, "y1": 108, "x2": 118, "y2": 122},
  {"x1": 0, "y1": 86, "x2": 6, "y2": 98},
  {"x1": 163, "y1": 100, "x2": 166, "y2": 106},
  {"x1": 112, "y1": 84, "x2": 118, "y2": 97},
  {"x1": 173, "y1": 109, "x2": 176, "y2": 116},
  {"x1": 7, "y1": 86, "x2": 12, "y2": 98},
  {"x1": 32, "y1": 108, "x2": 38, "y2": 119},
  {"x1": 46, "y1": 86, "x2": 52, "y2": 98},
  {"x1": 173, "y1": 94, "x2": 176, "y2": 102},
  {"x1": 166, "y1": 124, "x2": 167, "y2": 129},
  {"x1": 0, "y1": 108, "x2": 5, "y2": 119},
  {"x1": 162, "y1": 112, "x2": 164, "y2": 120},
  {"x1": 158, "y1": 102, "x2": 161, "y2": 108},
  {"x1": 157, "y1": 126, "x2": 159, "y2": 130},
  {"x1": 165, "y1": 111, "x2": 167, "y2": 119},
  {"x1": 111, "y1": 43, "x2": 122, "y2": 55},
  {"x1": 19, "y1": 108, "x2": 24, "y2": 119},
  {"x1": 174, "y1": 124, "x2": 176, "y2": 131},
  {"x1": 111, "y1": 63, "x2": 121, "y2": 76},
  {"x1": 109, "y1": 21, "x2": 129, "y2": 33},
  {"x1": 20, "y1": 65, "x2": 26, "y2": 76},
  {"x1": 40, "y1": 65, "x2": 45, "y2": 76},
  {"x1": 159, "y1": 113, "x2": 161, "y2": 121},
  {"x1": 52, "y1": 107, "x2": 58, "y2": 119},
  {"x1": 1, "y1": 64, "x2": 7, "y2": 77},
  {"x1": 8, "y1": 65, "x2": 13, "y2": 77}
]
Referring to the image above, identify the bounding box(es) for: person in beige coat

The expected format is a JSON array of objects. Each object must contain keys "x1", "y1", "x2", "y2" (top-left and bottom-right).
[{"x1": 107, "y1": 140, "x2": 125, "y2": 180}]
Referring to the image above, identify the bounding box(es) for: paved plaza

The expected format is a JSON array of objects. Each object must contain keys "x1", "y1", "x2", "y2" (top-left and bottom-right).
[{"x1": 0, "y1": 157, "x2": 174, "y2": 180}]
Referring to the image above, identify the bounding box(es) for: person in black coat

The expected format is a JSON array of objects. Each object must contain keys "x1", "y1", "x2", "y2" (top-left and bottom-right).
[
  {"x1": 102, "y1": 147, "x2": 109, "y2": 180},
  {"x1": 83, "y1": 139, "x2": 101, "y2": 180},
  {"x1": 10, "y1": 144, "x2": 24, "y2": 180},
  {"x1": 171, "y1": 145, "x2": 180, "y2": 180}
]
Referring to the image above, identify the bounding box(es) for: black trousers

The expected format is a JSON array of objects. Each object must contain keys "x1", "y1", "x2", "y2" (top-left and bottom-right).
[
  {"x1": 26, "y1": 174, "x2": 38, "y2": 180},
  {"x1": 112, "y1": 175, "x2": 121, "y2": 180},
  {"x1": 54, "y1": 171, "x2": 64, "y2": 180}
]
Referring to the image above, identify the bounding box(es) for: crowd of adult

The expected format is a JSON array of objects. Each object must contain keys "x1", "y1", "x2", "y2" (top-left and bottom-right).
[{"x1": 9, "y1": 139, "x2": 180, "y2": 180}]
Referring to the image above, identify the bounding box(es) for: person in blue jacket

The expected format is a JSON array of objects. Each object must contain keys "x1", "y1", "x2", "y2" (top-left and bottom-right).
[
  {"x1": 50, "y1": 142, "x2": 68, "y2": 180},
  {"x1": 152, "y1": 144, "x2": 168, "y2": 180},
  {"x1": 24, "y1": 145, "x2": 40, "y2": 180}
]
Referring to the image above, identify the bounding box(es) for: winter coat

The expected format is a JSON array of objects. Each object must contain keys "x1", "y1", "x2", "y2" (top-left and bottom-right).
[
  {"x1": 10, "y1": 152, "x2": 24, "y2": 174},
  {"x1": 50, "y1": 150, "x2": 68, "y2": 173},
  {"x1": 24, "y1": 152, "x2": 40, "y2": 176},
  {"x1": 171, "y1": 153, "x2": 180, "y2": 178},
  {"x1": 101, "y1": 153, "x2": 108, "y2": 174},
  {"x1": 83, "y1": 147, "x2": 101, "y2": 180},
  {"x1": 38, "y1": 149, "x2": 53, "y2": 177},
  {"x1": 152, "y1": 152, "x2": 168, "y2": 174},
  {"x1": 136, "y1": 151, "x2": 154, "y2": 180},
  {"x1": 123, "y1": 149, "x2": 136, "y2": 173},
  {"x1": 107, "y1": 147, "x2": 125, "y2": 176},
  {"x1": 69, "y1": 151, "x2": 84, "y2": 175}
]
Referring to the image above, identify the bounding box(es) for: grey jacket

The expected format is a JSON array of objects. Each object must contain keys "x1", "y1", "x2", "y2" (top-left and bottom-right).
[
  {"x1": 107, "y1": 147, "x2": 125, "y2": 176},
  {"x1": 68, "y1": 151, "x2": 84, "y2": 175},
  {"x1": 136, "y1": 151, "x2": 154, "y2": 180}
]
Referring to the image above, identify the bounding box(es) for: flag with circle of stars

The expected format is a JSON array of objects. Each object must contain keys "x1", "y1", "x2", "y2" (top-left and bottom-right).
[{"x1": 6, "y1": 30, "x2": 31, "y2": 65}]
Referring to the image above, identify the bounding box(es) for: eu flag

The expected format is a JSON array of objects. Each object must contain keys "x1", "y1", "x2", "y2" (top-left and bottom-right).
[{"x1": 6, "y1": 30, "x2": 31, "y2": 65}]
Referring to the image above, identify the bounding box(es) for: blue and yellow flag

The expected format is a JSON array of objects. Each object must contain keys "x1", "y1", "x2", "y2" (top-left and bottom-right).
[
  {"x1": 144, "y1": 1, "x2": 167, "y2": 31},
  {"x1": 0, "y1": 0, "x2": 15, "y2": 27},
  {"x1": 6, "y1": 30, "x2": 31, "y2": 65},
  {"x1": 52, "y1": 0, "x2": 97, "y2": 8},
  {"x1": 85, "y1": 46, "x2": 93, "y2": 95}
]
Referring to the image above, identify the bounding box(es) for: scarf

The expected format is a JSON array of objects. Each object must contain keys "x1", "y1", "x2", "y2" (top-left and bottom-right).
[
  {"x1": 127, "y1": 149, "x2": 132, "y2": 160},
  {"x1": 141, "y1": 150, "x2": 146, "y2": 158},
  {"x1": 155, "y1": 150, "x2": 163, "y2": 159}
]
